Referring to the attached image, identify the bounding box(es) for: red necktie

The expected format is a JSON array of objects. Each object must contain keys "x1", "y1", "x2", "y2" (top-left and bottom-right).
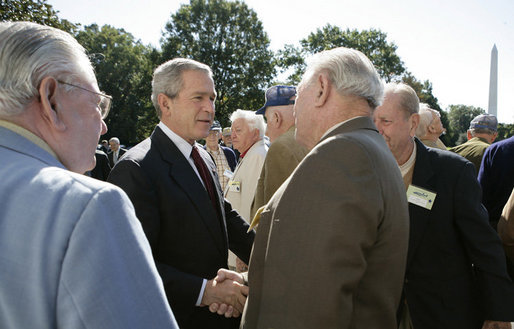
[{"x1": 191, "y1": 145, "x2": 219, "y2": 213}]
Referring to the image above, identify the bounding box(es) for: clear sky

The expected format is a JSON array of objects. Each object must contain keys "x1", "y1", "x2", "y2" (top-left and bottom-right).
[{"x1": 49, "y1": 0, "x2": 514, "y2": 123}]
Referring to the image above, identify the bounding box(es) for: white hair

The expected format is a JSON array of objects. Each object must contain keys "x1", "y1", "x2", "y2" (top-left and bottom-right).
[
  {"x1": 416, "y1": 103, "x2": 438, "y2": 137},
  {"x1": 302, "y1": 47, "x2": 384, "y2": 109},
  {"x1": 0, "y1": 21, "x2": 94, "y2": 116},
  {"x1": 229, "y1": 109, "x2": 266, "y2": 138},
  {"x1": 109, "y1": 137, "x2": 120, "y2": 144}
]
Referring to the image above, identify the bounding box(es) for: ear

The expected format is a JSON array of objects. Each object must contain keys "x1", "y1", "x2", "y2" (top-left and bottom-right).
[
  {"x1": 158, "y1": 93, "x2": 171, "y2": 116},
  {"x1": 273, "y1": 111, "x2": 282, "y2": 127},
  {"x1": 314, "y1": 73, "x2": 330, "y2": 107},
  {"x1": 467, "y1": 130, "x2": 473, "y2": 140},
  {"x1": 38, "y1": 77, "x2": 65, "y2": 131},
  {"x1": 409, "y1": 113, "x2": 420, "y2": 137},
  {"x1": 491, "y1": 132, "x2": 498, "y2": 143}
]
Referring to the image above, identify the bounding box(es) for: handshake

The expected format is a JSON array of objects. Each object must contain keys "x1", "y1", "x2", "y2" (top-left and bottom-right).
[{"x1": 201, "y1": 269, "x2": 248, "y2": 318}]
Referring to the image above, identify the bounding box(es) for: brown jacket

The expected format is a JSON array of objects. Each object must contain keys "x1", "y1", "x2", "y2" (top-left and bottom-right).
[
  {"x1": 241, "y1": 116, "x2": 409, "y2": 329},
  {"x1": 250, "y1": 127, "x2": 307, "y2": 219}
]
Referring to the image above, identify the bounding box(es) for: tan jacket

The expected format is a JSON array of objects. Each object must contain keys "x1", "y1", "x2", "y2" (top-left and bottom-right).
[
  {"x1": 250, "y1": 127, "x2": 307, "y2": 219},
  {"x1": 241, "y1": 117, "x2": 409, "y2": 329},
  {"x1": 225, "y1": 139, "x2": 268, "y2": 223}
]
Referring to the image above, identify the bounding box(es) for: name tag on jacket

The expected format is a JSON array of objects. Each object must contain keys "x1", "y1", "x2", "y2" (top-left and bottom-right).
[{"x1": 407, "y1": 184, "x2": 437, "y2": 210}]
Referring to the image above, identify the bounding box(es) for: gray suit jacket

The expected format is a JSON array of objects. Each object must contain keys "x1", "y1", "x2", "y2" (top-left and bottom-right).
[
  {"x1": 241, "y1": 116, "x2": 410, "y2": 329},
  {"x1": 0, "y1": 125, "x2": 177, "y2": 329}
]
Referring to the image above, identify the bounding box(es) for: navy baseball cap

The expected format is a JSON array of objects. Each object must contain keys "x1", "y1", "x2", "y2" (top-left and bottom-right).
[
  {"x1": 210, "y1": 120, "x2": 222, "y2": 131},
  {"x1": 256, "y1": 85, "x2": 296, "y2": 115},
  {"x1": 469, "y1": 114, "x2": 498, "y2": 131}
]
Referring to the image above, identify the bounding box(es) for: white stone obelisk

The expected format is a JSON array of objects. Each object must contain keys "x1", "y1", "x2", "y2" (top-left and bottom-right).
[{"x1": 488, "y1": 44, "x2": 498, "y2": 116}]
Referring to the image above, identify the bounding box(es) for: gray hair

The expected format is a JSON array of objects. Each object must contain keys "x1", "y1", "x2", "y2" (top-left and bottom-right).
[
  {"x1": 109, "y1": 137, "x2": 120, "y2": 144},
  {"x1": 383, "y1": 83, "x2": 419, "y2": 118},
  {"x1": 229, "y1": 109, "x2": 266, "y2": 138},
  {"x1": 470, "y1": 128, "x2": 496, "y2": 136},
  {"x1": 151, "y1": 58, "x2": 213, "y2": 119},
  {"x1": 0, "y1": 21, "x2": 94, "y2": 116},
  {"x1": 416, "y1": 103, "x2": 439, "y2": 137},
  {"x1": 302, "y1": 47, "x2": 384, "y2": 109}
]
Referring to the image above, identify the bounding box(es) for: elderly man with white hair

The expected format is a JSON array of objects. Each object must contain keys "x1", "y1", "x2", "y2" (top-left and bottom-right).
[
  {"x1": 224, "y1": 109, "x2": 267, "y2": 272},
  {"x1": 225, "y1": 109, "x2": 268, "y2": 223},
  {"x1": 229, "y1": 47, "x2": 410, "y2": 329},
  {"x1": 415, "y1": 103, "x2": 446, "y2": 150},
  {"x1": 0, "y1": 21, "x2": 177, "y2": 328}
]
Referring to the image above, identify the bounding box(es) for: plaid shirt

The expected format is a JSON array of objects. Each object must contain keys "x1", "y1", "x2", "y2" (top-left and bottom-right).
[{"x1": 206, "y1": 144, "x2": 231, "y2": 191}]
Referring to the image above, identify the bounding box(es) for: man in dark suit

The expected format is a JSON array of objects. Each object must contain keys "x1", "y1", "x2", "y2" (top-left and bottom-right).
[
  {"x1": 107, "y1": 137, "x2": 126, "y2": 168},
  {"x1": 374, "y1": 82, "x2": 514, "y2": 329},
  {"x1": 108, "y1": 58, "x2": 255, "y2": 329},
  {"x1": 89, "y1": 149, "x2": 110, "y2": 181}
]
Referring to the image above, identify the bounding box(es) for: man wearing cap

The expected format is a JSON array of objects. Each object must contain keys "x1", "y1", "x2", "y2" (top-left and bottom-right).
[
  {"x1": 251, "y1": 85, "x2": 308, "y2": 219},
  {"x1": 415, "y1": 103, "x2": 446, "y2": 150},
  {"x1": 450, "y1": 113, "x2": 498, "y2": 174},
  {"x1": 221, "y1": 127, "x2": 240, "y2": 160},
  {"x1": 204, "y1": 121, "x2": 237, "y2": 191}
]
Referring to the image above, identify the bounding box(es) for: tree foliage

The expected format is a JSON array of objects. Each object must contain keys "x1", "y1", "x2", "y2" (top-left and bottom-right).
[
  {"x1": 161, "y1": 0, "x2": 276, "y2": 127},
  {"x1": 496, "y1": 123, "x2": 514, "y2": 142},
  {"x1": 75, "y1": 24, "x2": 158, "y2": 144},
  {"x1": 446, "y1": 104, "x2": 485, "y2": 146},
  {"x1": 0, "y1": 0, "x2": 77, "y2": 32},
  {"x1": 277, "y1": 25, "x2": 405, "y2": 85}
]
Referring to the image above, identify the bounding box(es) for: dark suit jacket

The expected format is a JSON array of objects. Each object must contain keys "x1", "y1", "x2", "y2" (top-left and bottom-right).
[
  {"x1": 90, "y1": 149, "x2": 110, "y2": 181},
  {"x1": 402, "y1": 138, "x2": 514, "y2": 329},
  {"x1": 478, "y1": 135, "x2": 514, "y2": 229},
  {"x1": 108, "y1": 126, "x2": 254, "y2": 329},
  {"x1": 203, "y1": 144, "x2": 237, "y2": 172},
  {"x1": 222, "y1": 145, "x2": 237, "y2": 171},
  {"x1": 241, "y1": 117, "x2": 410, "y2": 329},
  {"x1": 107, "y1": 147, "x2": 127, "y2": 168}
]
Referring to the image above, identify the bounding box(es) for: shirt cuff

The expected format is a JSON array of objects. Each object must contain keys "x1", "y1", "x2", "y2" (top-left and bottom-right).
[{"x1": 195, "y1": 279, "x2": 207, "y2": 306}]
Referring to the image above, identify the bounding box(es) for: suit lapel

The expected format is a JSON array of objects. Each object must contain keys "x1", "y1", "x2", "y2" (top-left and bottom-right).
[
  {"x1": 152, "y1": 127, "x2": 227, "y2": 257},
  {"x1": 406, "y1": 138, "x2": 436, "y2": 268}
]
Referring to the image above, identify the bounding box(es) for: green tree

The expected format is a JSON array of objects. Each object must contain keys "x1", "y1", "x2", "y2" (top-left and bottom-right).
[
  {"x1": 446, "y1": 104, "x2": 485, "y2": 146},
  {"x1": 0, "y1": 0, "x2": 77, "y2": 32},
  {"x1": 497, "y1": 123, "x2": 514, "y2": 142},
  {"x1": 161, "y1": 0, "x2": 276, "y2": 127},
  {"x1": 75, "y1": 24, "x2": 157, "y2": 144},
  {"x1": 277, "y1": 25, "x2": 405, "y2": 85}
]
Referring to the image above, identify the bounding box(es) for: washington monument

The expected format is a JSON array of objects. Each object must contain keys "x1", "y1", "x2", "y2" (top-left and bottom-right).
[{"x1": 488, "y1": 44, "x2": 498, "y2": 117}]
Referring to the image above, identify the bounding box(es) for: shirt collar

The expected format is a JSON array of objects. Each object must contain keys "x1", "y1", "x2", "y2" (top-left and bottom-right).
[
  {"x1": 158, "y1": 121, "x2": 194, "y2": 160},
  {"x1": 0, "y1": 119, "x2": 58, "y2": 159}
]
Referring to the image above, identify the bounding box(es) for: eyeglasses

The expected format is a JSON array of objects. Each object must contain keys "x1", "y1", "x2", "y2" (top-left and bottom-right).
[{"x1": 57, "y1": 80, "x2": 112, "y2": 119}]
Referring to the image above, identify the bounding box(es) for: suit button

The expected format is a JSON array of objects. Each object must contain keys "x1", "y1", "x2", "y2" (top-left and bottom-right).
[{"x1": 405, "y1": 279, "x2": 409, "y2": 284}]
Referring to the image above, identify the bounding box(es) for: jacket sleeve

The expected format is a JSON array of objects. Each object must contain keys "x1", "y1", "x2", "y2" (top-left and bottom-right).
[
  {"x1": 57, "y1": 185, "x2": 178, "y2": 329},
  {"x1": 108, "y1": 159, "x2": 204, "y2": 311},
  {"x1": 454, "y1": 161, "x2": 514, "y2": 321}
]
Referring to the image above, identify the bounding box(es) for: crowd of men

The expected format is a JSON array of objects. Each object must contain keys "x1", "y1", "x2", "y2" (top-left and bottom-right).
[{"x1": 1, "y1": 21, "x2": 514, "y2": 329}]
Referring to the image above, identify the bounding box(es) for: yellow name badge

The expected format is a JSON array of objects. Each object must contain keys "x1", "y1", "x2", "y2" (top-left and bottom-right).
[
  {"x1": 406, "y1": 185, "x2": 437, "y2": 210},
  {"x1": 228, "y1": 181, "x2": 241, "y2": 193}
]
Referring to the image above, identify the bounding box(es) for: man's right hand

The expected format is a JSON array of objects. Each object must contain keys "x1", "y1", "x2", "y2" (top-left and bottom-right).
[
  {"x1": 205, "y1": 269, "x2": 247, "y2": 318},
  {"x1": 201, "y1": 269, "x2": 248, "y2": 315}
]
